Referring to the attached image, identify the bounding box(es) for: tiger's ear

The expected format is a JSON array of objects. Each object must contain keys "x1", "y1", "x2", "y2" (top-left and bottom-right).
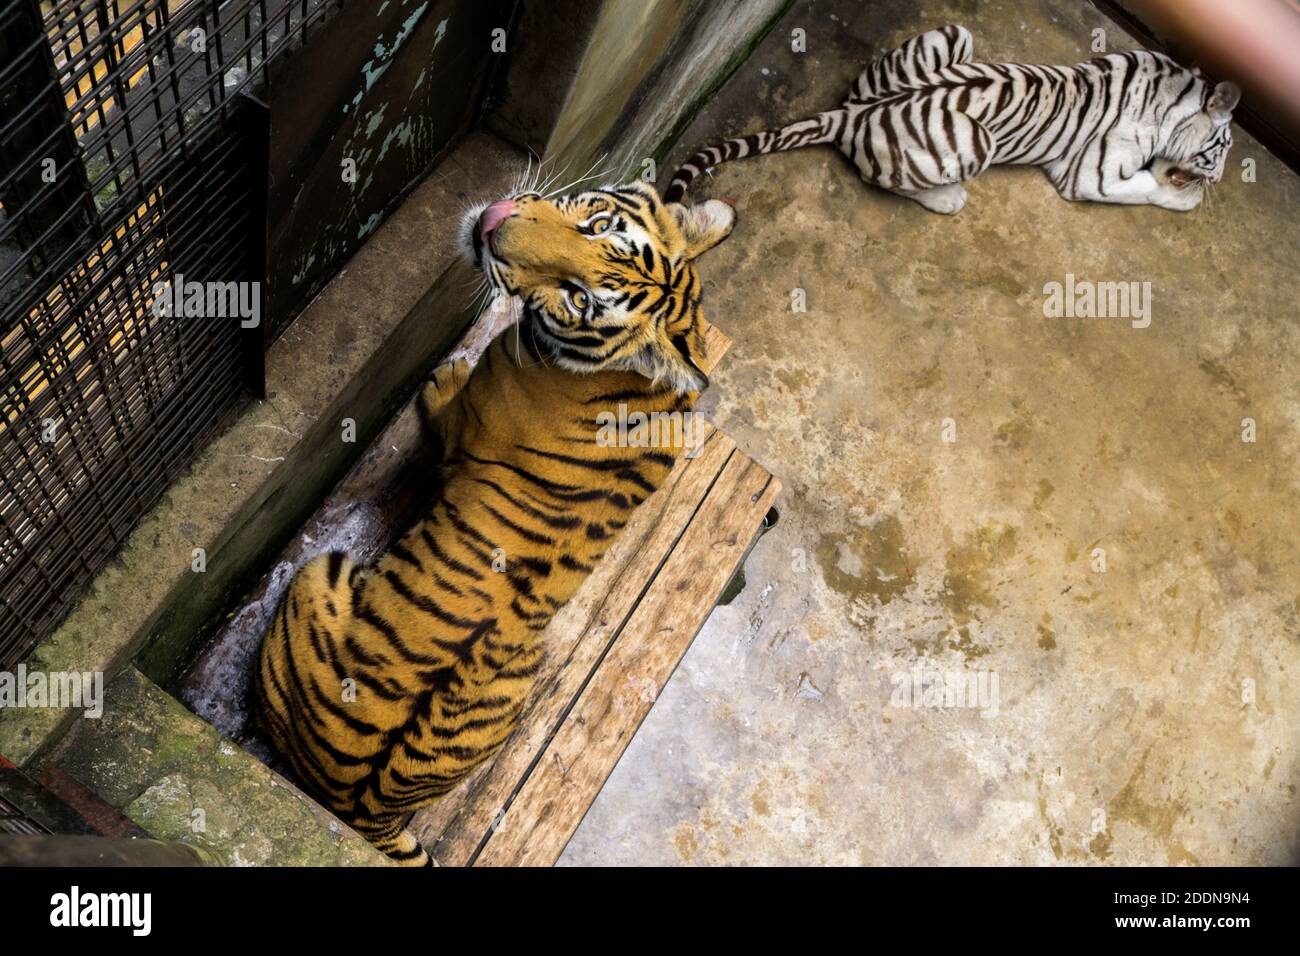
[
  {"x1": 1208, "y1": 81, "x2": 1240, "y2": 126},
  {"x1": 668, "y1": 199, "x2": 736, "y2": 259}
]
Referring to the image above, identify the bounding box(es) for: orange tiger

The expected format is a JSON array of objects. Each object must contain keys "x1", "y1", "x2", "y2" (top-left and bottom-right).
[{"x1": 254, "y1": 180, "x2": 735, "y2": 864}]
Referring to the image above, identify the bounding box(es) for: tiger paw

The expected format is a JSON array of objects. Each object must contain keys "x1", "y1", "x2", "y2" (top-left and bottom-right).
[
  {"x1": 419, "y1": 358, "x2": 471, "y2": 426},
  {"x1": 911, "y1": 183, "x2": 968, "y2": 215},
  {"x1": 1152, "y1": 187, "x2": 1203, "y2": 212},
  {"x1": 1150, "y1": 159, "x2": 1204, "y2": 211}
]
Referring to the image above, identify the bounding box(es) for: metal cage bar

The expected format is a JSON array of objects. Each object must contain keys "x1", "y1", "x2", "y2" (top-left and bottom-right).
[{"x1": 0, "y1": 0, "x2": 338, "y2": 668}]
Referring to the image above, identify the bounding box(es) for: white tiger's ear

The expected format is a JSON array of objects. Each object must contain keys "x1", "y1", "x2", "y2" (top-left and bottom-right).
[
  {"x1": 668, "y1": 199, "x2": 736, "y2": 259},
  {"x1": 1208, "y1": 81, "x2": 1241, "y2": 126}
]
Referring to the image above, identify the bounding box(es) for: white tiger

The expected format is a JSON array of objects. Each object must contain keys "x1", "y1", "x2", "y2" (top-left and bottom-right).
[{"x1": 666, "y1": 24, "x2": 1239, "y2": 214}]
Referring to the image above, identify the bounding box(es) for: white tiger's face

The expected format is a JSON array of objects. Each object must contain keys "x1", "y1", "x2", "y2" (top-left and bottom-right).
[{"x1": 1162, "y1": 80, "x2": 1240, "y2": 187}]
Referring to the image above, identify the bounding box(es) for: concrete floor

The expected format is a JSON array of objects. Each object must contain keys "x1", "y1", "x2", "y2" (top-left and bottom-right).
[{"x1": 561, "y1": 0, "x2": 1299, "y2": 865}]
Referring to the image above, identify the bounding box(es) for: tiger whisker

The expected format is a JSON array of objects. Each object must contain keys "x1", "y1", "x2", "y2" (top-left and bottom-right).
[
  {"x1": 462, "y1": 285, "x2": 493, "y2": 318},
  {"x1": 455, "y1": 268, "x2": 491, "y2": 296},
  {"x1": 543, "y1": 153, "x2": 614, "y2": 199},
  {"x1": 454, "y1": 276, "x2": 488, "y2": 303},
  {"x1": 508, "y1": 306, "x2": 538, "y2": 370},
  {"x1": 517, "y1": 154, "x2": 533, "y2": 195},
  {"x1": 534, "y1": 156, "x2": 576, "y2": 198},
  {"x1": 526, "y1": 151, "x2": 578, "y2": 199},
  {"x1": 512, "y1": 309, "x2": 546, "y2": 370},
  {"x1": 507, "y1": 149, "x2": 553, "y2": 200},
  {"x1": 527, "y1": 317, "x2": 554, "y2": 371},
  {"x1": 544, "y1": 165, "x2": 615, "y2": 200},
  {"x1": 524, "y1": 149, "x2": 554, "y2": 195}
]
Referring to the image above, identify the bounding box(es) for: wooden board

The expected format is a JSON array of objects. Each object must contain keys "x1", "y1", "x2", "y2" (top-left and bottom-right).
[{"x1": 409, "y1": 319, "x2": 781, "y2": 866}]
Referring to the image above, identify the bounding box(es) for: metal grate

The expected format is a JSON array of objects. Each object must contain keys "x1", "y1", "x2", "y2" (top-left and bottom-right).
[
  {"x1": 0, "y1": 791, "x2": 50, "y2": 834},
  {"x1": 0, "y1": 0, "x2": 340, "y2": 669}
]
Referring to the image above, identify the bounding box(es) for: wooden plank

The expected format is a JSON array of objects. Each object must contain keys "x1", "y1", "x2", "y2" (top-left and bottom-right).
[
  {"x1": 699, "y1": 322, "x2": 731, "y2": 373},
  {"x1": 472, "y1": 452, "x2": 780, "y2": 866}
]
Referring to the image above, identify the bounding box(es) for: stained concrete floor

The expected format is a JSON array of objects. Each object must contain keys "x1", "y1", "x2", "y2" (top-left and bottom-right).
[{"x1": 561, "y1": 0, "x2": 1300, "y2": 865}]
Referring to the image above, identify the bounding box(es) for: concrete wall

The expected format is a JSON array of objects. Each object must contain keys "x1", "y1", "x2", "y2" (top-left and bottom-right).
[{"x1": 490, "y1": 0, "x2": 794, "y2": 181}]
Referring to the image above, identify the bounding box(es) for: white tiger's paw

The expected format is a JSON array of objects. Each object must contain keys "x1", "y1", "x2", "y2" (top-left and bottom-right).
[
  {"x1": 911, "y1": 183, "x2": 968, "y2": 215},
  {"x1": 1151, "y1": 181, "x2": 1204, "y2": 211},
  {"x1": 1153, "y1": 188, "x2": 1203, "y2": 212},
  {"x1": 1150, "y1": 159, "x2": 1205, "y2": 211}
]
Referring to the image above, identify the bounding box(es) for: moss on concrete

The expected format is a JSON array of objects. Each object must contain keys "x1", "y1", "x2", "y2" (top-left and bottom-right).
[{"x1": 48, "y1": 666, "x2": 388, "y2": 866}]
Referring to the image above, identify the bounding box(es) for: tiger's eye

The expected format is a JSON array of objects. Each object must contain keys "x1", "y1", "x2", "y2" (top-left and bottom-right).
[
  {"x1": 571, "y1": 289, "x2": 589, "y2": 310},
  {"x1": 591, "y1": 217, "x2": 611, "y2": 234}
]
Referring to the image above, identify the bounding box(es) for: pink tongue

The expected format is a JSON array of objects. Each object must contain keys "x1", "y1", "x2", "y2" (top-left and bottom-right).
[{"x1": 479, "y1": 200, "x2": 516, "y2": 241}]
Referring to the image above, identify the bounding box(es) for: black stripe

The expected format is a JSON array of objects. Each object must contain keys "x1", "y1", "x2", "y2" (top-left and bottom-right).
[
  {"x1": 471, "y1": 476, "x2": 582, "y2": 530},
  {"x1": 420, "y1": 525, "x2": 486, "y2": 581},
  {"x1": 559, "y1": 554, "x2": 593, "y2": 574},
  {"x1": 382, "y1": 568, "x2": 482, "y2": 630},
  {"x1": 356, "y1": 601, "x2": 446, "y2": 665},
  {"x1": 482, "y1": 501, "x2": 555, "y2": 546}
]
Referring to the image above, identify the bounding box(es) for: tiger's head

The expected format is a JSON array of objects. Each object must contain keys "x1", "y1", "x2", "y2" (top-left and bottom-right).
[
  {"x1": 462, "y1": 180, "x2": 735, "y2": 394},
  {"x1": 1160, "y1": 79, "x2": 1240, "y2": 188}
]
